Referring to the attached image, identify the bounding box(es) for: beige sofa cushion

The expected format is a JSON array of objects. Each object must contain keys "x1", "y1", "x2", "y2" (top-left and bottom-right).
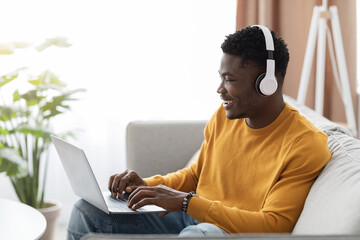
[
  {"x1": 126, "y1": 121, "x2": 206, "y2": 178},
  {"x1": 292, "y1": 131, "x2": 360, "y2": 234}
]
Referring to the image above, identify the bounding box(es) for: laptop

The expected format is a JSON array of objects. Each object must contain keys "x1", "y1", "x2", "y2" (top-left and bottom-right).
[{"x1": 51, "y1": 135, "x2": 166, "y2": 214}]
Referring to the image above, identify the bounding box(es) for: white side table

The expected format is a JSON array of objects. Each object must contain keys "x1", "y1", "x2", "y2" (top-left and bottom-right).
[{"x1": 0, "y1": 198, "x2": 47, "y2": 240}]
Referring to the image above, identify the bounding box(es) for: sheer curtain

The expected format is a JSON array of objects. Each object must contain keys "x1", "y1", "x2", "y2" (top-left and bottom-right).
[{"x1": 0, "y1": 0, "x2": 236, "y2": 224}]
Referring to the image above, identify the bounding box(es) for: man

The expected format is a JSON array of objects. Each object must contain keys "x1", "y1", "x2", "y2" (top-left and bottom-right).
[{"x1": 67, "y1": 26, "x2": 331, "y2": 239}]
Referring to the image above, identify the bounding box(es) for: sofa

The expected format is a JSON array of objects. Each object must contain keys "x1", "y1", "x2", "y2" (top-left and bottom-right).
[{"x1": 83, "y1": 96, "x2": 360, "y2": 239}]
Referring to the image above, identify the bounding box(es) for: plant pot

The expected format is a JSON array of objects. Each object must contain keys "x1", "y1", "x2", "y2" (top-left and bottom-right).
[{"x1": 38, "y1": 200, "x2": 62, "y2": 240}]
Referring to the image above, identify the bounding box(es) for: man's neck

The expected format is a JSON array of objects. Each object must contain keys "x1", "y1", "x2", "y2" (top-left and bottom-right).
[{"x1": 245, "y1": 96, "x2": 285, "y2": 129}]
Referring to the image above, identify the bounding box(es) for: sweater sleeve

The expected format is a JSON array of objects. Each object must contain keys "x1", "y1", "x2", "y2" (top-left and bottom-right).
[{"x1": 187, "y1": 131, "x2": 331, "y2": 233}]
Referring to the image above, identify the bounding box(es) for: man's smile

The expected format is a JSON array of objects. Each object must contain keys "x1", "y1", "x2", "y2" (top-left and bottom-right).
[{"x1": 222, "y1": 99, "x2": 235, "y2": 110}]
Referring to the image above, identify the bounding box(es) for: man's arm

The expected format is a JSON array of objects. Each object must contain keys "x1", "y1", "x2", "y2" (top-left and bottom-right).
[
  {"x1": 187, "y1": 132, "x2": 331, "y2": 233},
  {"x1": 127, "y1": 144, "x2": 204, "y2": 212}
]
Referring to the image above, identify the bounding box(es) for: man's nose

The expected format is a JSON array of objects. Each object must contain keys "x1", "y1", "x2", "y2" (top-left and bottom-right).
[{"x1": 217, "y1": 81, "x2": 226, "y2": 94}]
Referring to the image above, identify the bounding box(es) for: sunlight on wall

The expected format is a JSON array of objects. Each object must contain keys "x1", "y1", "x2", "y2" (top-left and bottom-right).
[
  {"x1": 357, "y1": 0, "x2": 360, "y2": 129},
  {"x1": 0, "y1": 0, "x2": 236, "y2": 224}
]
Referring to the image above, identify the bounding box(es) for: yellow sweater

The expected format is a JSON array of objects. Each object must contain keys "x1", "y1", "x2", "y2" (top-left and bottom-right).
[{"x1": 144, "y1": 103, "x2": 331, "y2": 233}]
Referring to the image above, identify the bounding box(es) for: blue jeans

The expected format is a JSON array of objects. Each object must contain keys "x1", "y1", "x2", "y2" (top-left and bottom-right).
[{"x1": 67, "y1": 199, "x2": 229, "y2": 240}]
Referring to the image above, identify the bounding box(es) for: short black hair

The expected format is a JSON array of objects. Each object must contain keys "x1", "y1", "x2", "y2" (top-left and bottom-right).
[{"x1": 221, "y1": 26, "x2": 289, "y2": 84}]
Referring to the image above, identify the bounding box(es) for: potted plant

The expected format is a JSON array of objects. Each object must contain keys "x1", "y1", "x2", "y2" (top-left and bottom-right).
[{"x1": 0, "y1": 40, "x2": 84, "y2": 239}]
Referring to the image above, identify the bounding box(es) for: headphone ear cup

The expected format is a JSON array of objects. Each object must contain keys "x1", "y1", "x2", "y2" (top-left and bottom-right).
[
  {"x1": 255, "y1": 73, "x2": 266, "y2": 95},
  {"x1": 255, "y1": 73, "x2": 278, "y2": 96}
]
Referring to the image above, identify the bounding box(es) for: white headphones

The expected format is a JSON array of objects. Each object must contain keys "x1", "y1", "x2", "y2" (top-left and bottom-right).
[{"x1": 253, "y1": 25, "x2": 278, "y2": 96}]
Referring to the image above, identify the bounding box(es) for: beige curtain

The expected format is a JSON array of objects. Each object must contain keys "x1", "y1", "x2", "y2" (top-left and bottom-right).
[{"x1": 236, "y1": 0, "x2": 357, "y2": 126}]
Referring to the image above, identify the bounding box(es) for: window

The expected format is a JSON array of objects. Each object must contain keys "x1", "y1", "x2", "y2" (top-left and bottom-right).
[{"x1": 0, "y1": 0, "x2": 236, "y2": 223}]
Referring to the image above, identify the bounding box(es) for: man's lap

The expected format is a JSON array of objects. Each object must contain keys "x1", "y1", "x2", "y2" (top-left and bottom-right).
[{"x1": 67, "y1": 199, "x2": 228, "y2": 240}]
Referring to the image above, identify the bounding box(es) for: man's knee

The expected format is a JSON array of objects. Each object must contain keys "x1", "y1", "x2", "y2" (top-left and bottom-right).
[
  {"x1": 73, "y1": 199, "x2": 97, "y2": 213},
  {"x1": 179, "y1": 223, "x2": 228, "y2": 237},
  {"x1": 67, "y1": 199, "x2": 112, "y2": 239}
]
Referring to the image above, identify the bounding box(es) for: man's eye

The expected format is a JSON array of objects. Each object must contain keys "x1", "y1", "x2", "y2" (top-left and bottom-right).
[{"x1": 226, "y1": 79, "x2": 235, "y2": 82}]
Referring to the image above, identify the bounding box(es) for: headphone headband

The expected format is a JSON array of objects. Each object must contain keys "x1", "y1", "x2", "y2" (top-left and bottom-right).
[{"x1": 252, "y1": 25, "x2": 274, "y2": 51}]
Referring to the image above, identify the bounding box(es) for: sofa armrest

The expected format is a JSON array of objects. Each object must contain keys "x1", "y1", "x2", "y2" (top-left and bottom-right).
[{"x1": 126, "y1": 120, "x2": 207, "y2": 178}]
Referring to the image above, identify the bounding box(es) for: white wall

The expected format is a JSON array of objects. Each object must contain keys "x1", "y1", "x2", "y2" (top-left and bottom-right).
[
  {"x1": 357, "y1": 0, "x2": 360, "y2": 136},
  {"x1": 0, "y1": 0, "x2": 236, "y2": 224}
]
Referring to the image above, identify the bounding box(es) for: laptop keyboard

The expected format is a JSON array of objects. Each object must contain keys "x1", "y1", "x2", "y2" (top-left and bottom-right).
[
  {"x1": 107, "y1": 197, "x2": 133, "y2": 211},
  {"x1": 106, "y1": 193, "x2": 135, "y2": 212},
  {"x1": 102, "y1": 191, "x2": 166, "y2": 213}
]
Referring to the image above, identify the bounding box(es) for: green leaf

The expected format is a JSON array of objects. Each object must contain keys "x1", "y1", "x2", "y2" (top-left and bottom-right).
[
  {"x1": 0, "y1": 106, "x2": 17, "y2": 121},
  {"x1": 43, "y1": 71, "x2": 66, "y2": 87},
  {"x1": 43, "y1": 109, "x2": 63, "y2": 119},
  {"x1": 0, "y1": 125, "x2": 9, "y2": 135},
  {"x1": 29, "y1": 71, "x2": 67, "y2": 91},
  {"x1": 0, "y1": 72, "x2": 18, "y2": 87},
  {"x1": 0, "y1": 148, "x2": 27, "y2": 177},
  {"x1": 13, "y1": 90, "x2": 20, "y2": 102},
  {"x1": 48, "y1": 71, "x2": 66, "y2": 86},
  {"x1": 18, "y1": 127, "x2": 43, "y2": 138},
  {"x1": 6, "y1": 106, "x2": 31, "y2": 119},
  {"x1": 11, "y1": 124, "x2": 52, "y2": 140},
  {"x1": 28, "y1": 79, "x2": 41, "y2": 86},
  {"x1": 16, "y1": 126, "x2": 45, "y2": 138},
  {"x1": 20, "y1": 90, "x2": 44, "y2": 106},
  {"x1": 40, "y1": 89, "x2": 85, "y2": 119}
]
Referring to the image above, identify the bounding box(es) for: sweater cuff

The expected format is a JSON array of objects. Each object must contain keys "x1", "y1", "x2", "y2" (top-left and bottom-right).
[
  {"x1": 187, "y1": 195, "x2": 213, "y2": 222},
  {"x1": 143, "y1": 175, "x2": 165, "y2": 187}
]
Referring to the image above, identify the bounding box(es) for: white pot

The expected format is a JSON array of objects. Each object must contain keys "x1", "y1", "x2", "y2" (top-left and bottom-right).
[{"x1": 38, "y1": 200, "x2": 62, "y2": 240}]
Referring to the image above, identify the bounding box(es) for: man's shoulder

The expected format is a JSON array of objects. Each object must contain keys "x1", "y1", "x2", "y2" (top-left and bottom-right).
[
  {"x1": 285, "y1": 103, "x2": 326, "y2": 136},
  {"x1": 283, "y1": 104, "x2": 328, "y2": 151},
  {"x1": 280, "y1": 105, "x2": 331, "y2": 167}
]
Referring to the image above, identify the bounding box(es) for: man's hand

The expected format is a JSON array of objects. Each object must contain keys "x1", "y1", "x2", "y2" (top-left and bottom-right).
[
  {"x1": 108, "y1": 170, "x2": 146, "y2": 198},
  {"x1": 127, "y1": 185, "x2": 187, "y2": 213}
]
